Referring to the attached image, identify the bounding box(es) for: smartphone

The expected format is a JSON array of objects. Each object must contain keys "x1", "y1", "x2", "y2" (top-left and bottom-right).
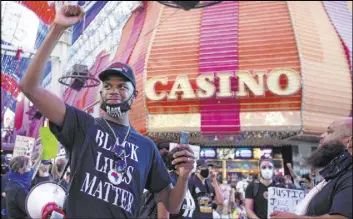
[
  {"x1": 179, "y1": 131, "x2": 190, "y2": 145},
  {"x1": 169, "y1": 131, "x2": 190, "y2": 170}
]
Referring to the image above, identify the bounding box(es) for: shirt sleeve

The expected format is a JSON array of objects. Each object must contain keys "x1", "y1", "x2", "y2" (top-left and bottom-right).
[
  {"x1": 329, "y1": 173, "x2": 352, "y2": 219},
  {"x1": 49, "y1": 104, "x2": 94, "y2": 152},
  {"x1": 245, "y1": 182, "x2": 254, "y2": 199},
  {"x1": 145, "y1": 141, "x2": 172, "y2": 193}
]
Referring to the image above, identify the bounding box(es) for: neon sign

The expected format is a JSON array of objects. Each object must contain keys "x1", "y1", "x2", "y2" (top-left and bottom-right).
[{"x1": 145, "y1": 69, "x2": 301, "y2": 101}]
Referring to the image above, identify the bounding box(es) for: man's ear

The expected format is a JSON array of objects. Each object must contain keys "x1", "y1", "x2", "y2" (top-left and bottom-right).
[{"x1": 133, "y1": 90, "x2": 138, "y2": 99}]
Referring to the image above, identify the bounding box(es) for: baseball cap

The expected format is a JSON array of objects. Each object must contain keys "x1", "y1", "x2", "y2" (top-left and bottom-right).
[
  {"x1": 41, "y1": 160, "x2": 51, "y2": 165},
  {"x1": 197, "y1": 160, "x2": 207, "y2": 168},
  {"x1": 98, "y1": 62, "x2": 136, "y2": 89}
]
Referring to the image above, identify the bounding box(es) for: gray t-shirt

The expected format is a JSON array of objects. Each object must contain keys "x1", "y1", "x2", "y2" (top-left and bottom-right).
[{"x1": 49, "y1": 104, "x2": 172, "y2": 218}]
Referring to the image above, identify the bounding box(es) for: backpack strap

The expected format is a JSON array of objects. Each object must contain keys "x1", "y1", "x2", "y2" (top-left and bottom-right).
[{"x1": 253, "y1": 180, "x2": 260, "y2": 198}]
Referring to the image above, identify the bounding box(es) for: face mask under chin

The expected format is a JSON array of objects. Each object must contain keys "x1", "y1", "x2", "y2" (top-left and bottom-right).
[{"x1": 101, "y1": 96, "x2": 133, "y2": 118}]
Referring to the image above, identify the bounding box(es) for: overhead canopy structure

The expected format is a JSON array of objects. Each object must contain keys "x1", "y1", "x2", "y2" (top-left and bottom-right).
[{"x1": 105, "y1": 1, "x2": 352, "y2": 145}]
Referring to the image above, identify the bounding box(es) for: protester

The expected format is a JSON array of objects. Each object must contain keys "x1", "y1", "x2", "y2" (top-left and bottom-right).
[
  {"x1": 271, "y1": 117, "x2": 352, "y2": 219},
  {"x1": 271, "y1": 142, "x2": 352, "y2": 219},
  {"x1": 190, "y1": 160, "x2": 223, "y2": 218},
  {"x1": 52, "y1": 158, "x2": 69, "y2": 190},
  {"x1": 318, "y1": 117, "x2": 352, "y2": 152},
  {"x1": 19, "y1": 4, "x2": 195, "y2": 218},
  {"x1": 5, "y1": 156, "x2": 33, "y2": 219},
  {"x1": 245, "y1": 159, "x2": 275, "y2": 219},
  {"x1": 236, "y1": 174, "x2": 249, "y2": 200},
  {"x1": 32, "y1": 160, "x2": 53, "y2": 187},
  {"x1": 230, "y1": 190, "x2": 247, "y2": 219},
  {"x1": 1, "y1": 155, "x2": 10, "y2": 218},
  {"x1": 283, "y1": 175, "x2": 296, "y2": 189},
  {"x1": 157, "y1": 143, "x2": 197, "y2": 219},
  {"x1": 219, "y1": 178, "x2": 232, "y2": 218}
]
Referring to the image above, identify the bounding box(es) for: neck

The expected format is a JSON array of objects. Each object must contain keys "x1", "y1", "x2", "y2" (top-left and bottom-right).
[
  {"x1": 104, "y1": 113, "x2": 130, "y2": 126},
  {"x1": 197, "y1": 173, "x2": 206, "y2": 184},
  {"x1": 260, "y1": 178, "x2": 272, "y2": 186}
]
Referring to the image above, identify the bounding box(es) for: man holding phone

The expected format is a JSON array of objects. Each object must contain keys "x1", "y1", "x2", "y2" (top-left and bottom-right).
[
  {"x1": 19, "y1": 4, "x2": 195, "y2": 218},
  {"x1": 190, "y1": 160, "x2": 224, "y2": 218}
]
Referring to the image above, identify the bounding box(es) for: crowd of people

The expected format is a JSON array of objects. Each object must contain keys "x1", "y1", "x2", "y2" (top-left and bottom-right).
[
  {"x1": 0, "y1": 4, "x2": 351, "y2": 219},
  {"x1": 1, "y1": 151, "x2": 70, "y2": 219}
]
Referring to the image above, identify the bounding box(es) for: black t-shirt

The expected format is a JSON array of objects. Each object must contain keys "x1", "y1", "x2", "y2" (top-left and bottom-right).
[
  {"x1": 49, "y1": 104, "x2": 172, "y2": 218},
  {"x1": 245, "y1": 181, "x2": 273, "y2": 219},
  {"x1": 190, "y1": 174, "x2": 215, "y2": 219},
  {"x1": 306, "y1": 169, "x2": 352, "y2": 218},
  {"x1": 169, "y1": 172, "x2": 196, "y2": 219}
]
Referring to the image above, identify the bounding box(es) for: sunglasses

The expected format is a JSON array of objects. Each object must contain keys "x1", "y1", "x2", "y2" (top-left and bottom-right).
[
  {"x1": 261, "y1": 165, "x2": 273, "y2": 170},
  {"x1": 111, "y1": 143, "x2": 128, "y2": 174}
]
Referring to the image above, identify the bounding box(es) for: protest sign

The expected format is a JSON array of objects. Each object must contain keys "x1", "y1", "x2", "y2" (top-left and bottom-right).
[
  {"x1": 39, "y1": 127, "x2": 59, "y2": 160},
  {"x1": 268, "y1": 187, "x2": 305, "y2": 218},
  {"x1": 13, "y1": 135, "x2": 35, "y2": 158}
]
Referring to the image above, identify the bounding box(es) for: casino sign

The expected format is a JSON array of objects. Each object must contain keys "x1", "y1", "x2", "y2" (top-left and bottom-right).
[
  {"x1": 73, "y1": 1, "x2": 352, "y2": 146},
  {"x1": 145, "y1": 69, "x2": 301, "y2": 101}
]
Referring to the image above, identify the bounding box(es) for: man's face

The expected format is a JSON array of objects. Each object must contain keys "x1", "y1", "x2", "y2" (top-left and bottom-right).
[
  {"x1": 100, "y1": 76, "x2": 134, "y2": 105},
  {"x1": 306, "y1": 142, "x2": 346, "y2": 169},
  {"x1": 319, "y1": 119, "x2": 350, "y2": 147}
]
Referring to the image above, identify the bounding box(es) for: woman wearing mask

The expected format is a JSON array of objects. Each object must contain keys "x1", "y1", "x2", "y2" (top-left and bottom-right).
[
  {"x1": 245, "y1": 159, "x2": 275, "y2": 219},
  {"x1": 230, "y1": 190, "x2": 247, "y2": 219},
  {"x1": 5, "y1": 156, "x2": 34, "y2": 219}
]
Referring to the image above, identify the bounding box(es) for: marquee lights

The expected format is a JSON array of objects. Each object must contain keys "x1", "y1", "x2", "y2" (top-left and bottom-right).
[
  {"x1": 66, "y1": 1, "x2": 141, "y2": 72},
  {"x1": 145, "y1": 69, "x2": 301, "y2": 101}
]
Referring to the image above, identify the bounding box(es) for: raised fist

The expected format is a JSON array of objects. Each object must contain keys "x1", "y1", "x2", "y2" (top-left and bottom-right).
[{"x1": 54, "y1": 4, "x2": 84, "y2": 29}]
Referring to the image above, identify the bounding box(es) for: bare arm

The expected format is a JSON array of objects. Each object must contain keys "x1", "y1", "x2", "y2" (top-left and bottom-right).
[
  {"x1": 157, "y1": 202, "x2": 170, "y2": 219},
  {"x1": 19, "y1": 5, "x2": 84, "y2": 127},
  {"x1": 229, "y1": 188, "x2": 236, "y2": 213},
  {"x1": 211, "y1": 178, "x2": 224, "y2": 205},
  {"x1": 158, "y1": 176, "x2": 188, "y2": 214},
  {"x1": 286, "y1": 163, "x2": 298, "y2": 180},
  {"x1": 245, "y1": 198, "x2": 260, "y2": 219},
  {"x1": 19, "y1": 23, "x2": 66, "y2": 127}
]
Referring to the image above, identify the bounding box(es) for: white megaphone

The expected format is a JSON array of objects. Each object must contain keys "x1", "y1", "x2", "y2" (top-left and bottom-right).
[{"x1": 26, "y1": 182, "x2": 67, "y2": 219}]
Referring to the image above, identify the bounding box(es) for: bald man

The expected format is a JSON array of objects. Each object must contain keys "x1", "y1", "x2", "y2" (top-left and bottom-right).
[
  {"x1": 319, "y1": 117, "x2": 352, "y2": 154},
  {"x1": 271, "y1": 118, "x2": 353, "y2": 219}
]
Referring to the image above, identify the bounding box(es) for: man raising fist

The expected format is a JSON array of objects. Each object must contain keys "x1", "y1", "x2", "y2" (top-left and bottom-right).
[{"x1": 19, "y1": 4, "x2": 195, "y2": 218}]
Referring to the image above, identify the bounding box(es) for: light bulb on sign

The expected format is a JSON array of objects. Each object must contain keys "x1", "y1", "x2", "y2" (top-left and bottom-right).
[
  {"x1": 109, "y1": 15, "x2": 117, "y2": 29},
  {"x1": 104, "y1": 20, "x2": 110, "y2": 36},
  {"x1": 104, "y1": 2, "x2": 115, "y2": 14}
]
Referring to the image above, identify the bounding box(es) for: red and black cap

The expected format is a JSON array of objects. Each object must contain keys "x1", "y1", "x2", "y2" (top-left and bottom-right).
[{"x1": 98, "y1": 62, "x2": 136, "y2": 89}]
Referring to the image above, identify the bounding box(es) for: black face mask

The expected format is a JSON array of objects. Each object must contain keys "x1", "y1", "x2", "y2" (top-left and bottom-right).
[
  {"x1": 100, "y1": 94, "x2": 134, "y2": 118},
  {"x1": 200, "y1": 169, "x2": 210, "y2": 178}
]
